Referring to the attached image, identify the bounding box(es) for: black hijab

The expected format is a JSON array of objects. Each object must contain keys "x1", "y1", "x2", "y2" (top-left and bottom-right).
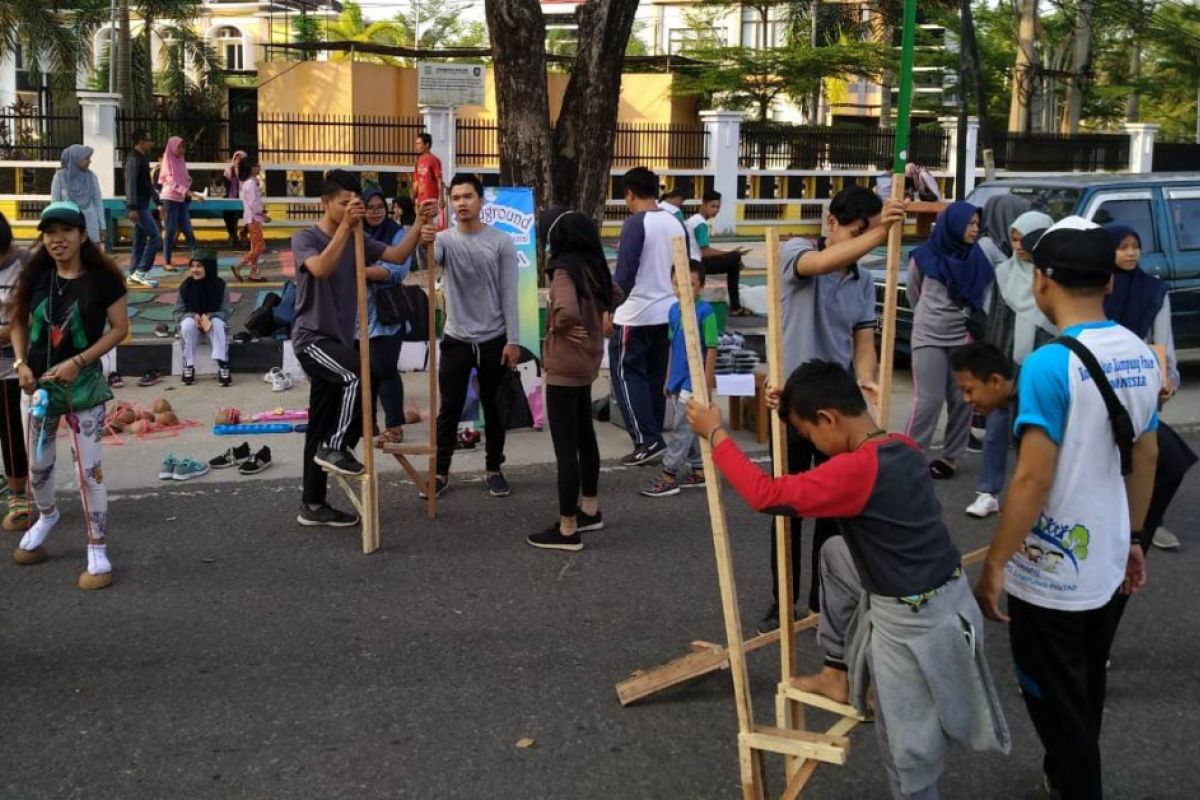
[
  {"x1": 1102, "y1": 224, "x2": 1168, "y2": 340},
  {"x1": 180, "y1": 250, "x2": 226, "y2": 314},
  {"x1": 363, "y1": 188, "x2": 402, "y2": 244},
  {"x1": 538, "y1": 208, "x2": 613, "y2": 311}
]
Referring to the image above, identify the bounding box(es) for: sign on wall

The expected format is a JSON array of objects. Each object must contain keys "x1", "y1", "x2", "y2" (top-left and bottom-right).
[
  {"x1": 417, "y1": 63, "x2": 486, "y2": 107},
  {"x1": 481, "y1": 186, "x2": 539, "y2": 358}
]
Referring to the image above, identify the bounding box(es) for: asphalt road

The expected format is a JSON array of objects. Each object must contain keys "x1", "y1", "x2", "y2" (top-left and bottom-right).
[{"x1": 2, "y1": 441, "x2": 1199, "y2": 800}]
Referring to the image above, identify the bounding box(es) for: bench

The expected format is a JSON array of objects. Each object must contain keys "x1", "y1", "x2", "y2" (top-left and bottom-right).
[{"x1": 103, "y1": 198, "x2": 244, "y2": 250}]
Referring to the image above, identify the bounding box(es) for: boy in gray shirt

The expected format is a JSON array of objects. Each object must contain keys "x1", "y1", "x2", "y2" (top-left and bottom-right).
[{"x1": 423, "y1": 175, "x2": 521, "y2": 500}]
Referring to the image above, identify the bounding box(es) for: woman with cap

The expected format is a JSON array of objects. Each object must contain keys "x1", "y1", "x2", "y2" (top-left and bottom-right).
[
  {"x1": 174, "y1": 249, "x2": 232, "y2": 387},
  {"x1": 527, "y1": 208, "x2": 618, "y2": 552},
  {"x1": 159, "y1": 136, "x2": 204, "y2": 269},
  {"x1": 963, "y1": 210, "x2": 1057, "y2": 519},
  {"x1": 904, "y1": 201, "x2": 994, "y2": 479},
  {"x1": 50, "y1": 145, "x2": 105, "y2": 246},
  {"x1": 9, "y1": 201, "x2": 129, "y2": 590},
  {"x1": 1104, "y1": 224, "x2": 1194, "y2": 552}
]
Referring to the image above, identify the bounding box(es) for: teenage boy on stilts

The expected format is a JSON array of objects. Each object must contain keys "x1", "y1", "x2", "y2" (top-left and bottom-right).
[
  {"x1": 291, "y1": 170, "x2": 431, "y2": 528},
  {"x1": 423, "y1": 174, "x2": 521, "y2": 500},
  {"x1": 975, "y1": 218, "x2": 1160, "y2": 800}
]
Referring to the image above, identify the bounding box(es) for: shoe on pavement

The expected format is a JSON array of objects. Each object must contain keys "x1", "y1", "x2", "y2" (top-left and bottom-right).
[
  {"x1": 128, "y1": 270, "x2": 158, "y2": 288},
  {"x1": 218, "y1": 363, "x2": 232, "y2": 387},
  {"x1": 137, "y1": 369, "x2": 162, "y2": 387},
  {"x1": 182, "y1": 365, "x2": 195, "y2": 385},
  {"x1": 527, "y1": 524, "x2": 583, "y2": 552},
  {"x1": 419, "y1": 476, "x2": 449, "y2": 500},
  {"x1": 679, "y1": 471, "x2": 706, "y2": 489},
  {"x1": 622, "y1": 439, "x2": 667, "y2": 467},
  {"x1": 965, "y1": 492, "x2": 1000, "y2": 518},
  {"x1": 486, "y1": 472, "x2": 511, "y2": 497},
  {"x1": 107, "y1": 372, "x2": 124, "y2": 389},
  {"x1": 313, "y1": 446, "x2": 363, "y2": 476},
  {"x1": 154, "y1": 322, "x2": 172, "y2": 339},
  {"x1": 159, "y1": 453, "x2": 179, "y2": 480},
  {"x1": 209, "y1": 441, "x2": 252, "y2": 469},
  {"x1": 1152, "y1": 527, "x2": 1180, "y2": 550},
  {"x1": 966, "y1": 434, "x2": 983, "y2": 454},
  {"x1": 271, "y1": 373, "x2": 294, "y2": 392},
  {"x1": 640, "y1": 474, "x2": 681, "y2": 498},
  {"x1": 263, "y1": 367, "x2": 283, "y2": 384},
  {"x1": 575, "y1": 509, "x2": 604, "y2": 532},
  {"x1": 297, "y1": 502, "x2": 359, "y2": 528},
  {"x1": 238, "y1": 446, "x2": 272, "y2": 475},
  {"x1": 172, "y1": 457, "x2": 210, "y2": 481}
]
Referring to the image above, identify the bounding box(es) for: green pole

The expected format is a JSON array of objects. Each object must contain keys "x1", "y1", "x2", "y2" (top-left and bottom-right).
[{"x1": 891, "y1": 0, "x2": 919, "y2": 173}]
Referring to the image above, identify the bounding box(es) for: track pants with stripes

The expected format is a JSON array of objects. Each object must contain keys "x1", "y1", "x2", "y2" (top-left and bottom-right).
[
  {"x1": 607, "y1": 322, "x2": 669, "y2": 449},
  {"x1": 297, "y1": 338, "x2": 362, "y2": 507}
]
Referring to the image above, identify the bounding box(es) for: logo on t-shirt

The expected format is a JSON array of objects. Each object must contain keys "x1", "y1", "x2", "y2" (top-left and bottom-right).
[{"x1": 1021, "y1": 512, "x2": 1090, "y2": 575}]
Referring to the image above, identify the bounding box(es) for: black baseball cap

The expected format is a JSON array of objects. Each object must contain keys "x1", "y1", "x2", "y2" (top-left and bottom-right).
[
  {"x1": 38, "y1": 201, "x2": 87, "y2": 232},
  {"x1": 1028, "y1": 216, "x2": 1115, "y2": 288}
]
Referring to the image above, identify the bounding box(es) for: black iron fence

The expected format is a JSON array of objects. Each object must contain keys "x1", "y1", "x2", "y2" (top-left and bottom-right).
[
  {"x1": 1153, "y1": 140, "x2": 1200, "y2": 172},
  {"x1": 612, "y1": 123, "x2": 707, "y2": 168},
  {"x1": 257, "y1": 113, "x2": 425, "y2": 165},
  {"x1": 0, "y1": 104, "x2": 82, "y2": 162},
  {"x1": 982, "y1": 132, "x2": 1129, "y2": 172},
  {"x1": 456, "y1": 118, "x2": 498, "y2": 166},
  {"x1": 739, "y1": 123, "x2": 950, "y2": 171},
  {"x1": 116, "y1": 114, "x2": 229, "y2": 163}
]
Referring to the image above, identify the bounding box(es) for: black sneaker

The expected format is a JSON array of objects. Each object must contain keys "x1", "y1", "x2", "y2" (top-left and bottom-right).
[
  {"x1": 209, "y1": 441, "x2": 252, "y2": 469},
  {"x1": 314, "y1": 446, "x2": 364, "y2": 476},
  {"x1": 107, "y1": 372, "x2": 124, "y2": 389},
  {"x1": 418, "y1": 476, "x2": 449, "y2": 499},
  {"x1": 622, "y1": 439, "x2": 667, "y2": 467},
  {"x1": 486, "y1": 472, "x2": 511, "y2": 497},
  {"x1": 138, "y1": 369, "x2": 162, "y2": 387},
  {"x1": 153, "y1": 322, "x2": 172, "y2": 339},
  {"x1": 297, "y1": 502, "x2": 359, "y2": 528},
  {"x1": 238, "y1": 446, "x2": 272, "y2": 475},
  {"x1": 182, "y1": 365, "x2": 195, "y2": 385},
  {"x1": 576, "y1": 509, "x2": 604, "y2": 532},
  {"x1": 966, "y1": 434, "x2": 983, "y2": 454},
  {"x1": 527, "y1": 524, "x2": 583, "y2": 552},
  {"x1": 218, "y1": 364, "x2": 232, "y2": 387}
]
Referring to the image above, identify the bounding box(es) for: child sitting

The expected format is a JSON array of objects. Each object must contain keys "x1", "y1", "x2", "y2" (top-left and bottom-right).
[
  {"x1": 686, "y1": 360, "x2": 1010, "y2": 800},
  {"x1": 639, "y1": 261, "x2": 717, "y2": 497},
  {"x1": 174, "y1": 250, "x2": 232, "y2": 386}
]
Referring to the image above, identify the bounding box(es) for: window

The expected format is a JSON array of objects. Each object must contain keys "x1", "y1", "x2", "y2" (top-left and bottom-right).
[
  {"x1": 1169, "y1": 197, "x2": 1200, "y2": 251},
  {"x1": 740, "y1": 7, "x2": 786, "y2": 49},
  {"x1": 966, "y1": 185, "x2": 1083, "y2": 222},
  {"x1": 93, "y1": 29, "x2": 113, "y2": 69},
  {"x1": 668, "y1": 26, "x2": 724, "y2": 55},
  {"x1": 214, "y1": 26, "x2": 244, "y2": 71},
  {"x1": 1090, "y1": 198, "x2": 1158, "y2": 252}
]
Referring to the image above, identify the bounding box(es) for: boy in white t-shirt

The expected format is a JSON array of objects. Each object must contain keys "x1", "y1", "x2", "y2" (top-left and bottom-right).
[{"x1": 975, "y1": 217, "x2": 1159, "y2": 800}]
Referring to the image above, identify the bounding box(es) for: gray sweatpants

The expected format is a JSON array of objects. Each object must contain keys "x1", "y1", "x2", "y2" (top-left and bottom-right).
[{"x1": 905, "y1": 345, "x2": 971, "y2": 464}]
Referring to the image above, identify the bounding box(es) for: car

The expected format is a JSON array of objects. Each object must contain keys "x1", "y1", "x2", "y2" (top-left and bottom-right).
[{"x1": 872, "y1": 173, "x2": 1200, "y2": 350}]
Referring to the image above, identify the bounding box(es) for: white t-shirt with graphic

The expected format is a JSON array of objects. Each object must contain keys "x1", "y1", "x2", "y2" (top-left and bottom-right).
[{"x1": 1007, "y1": 321, "x2": 1160, "y2": 612}]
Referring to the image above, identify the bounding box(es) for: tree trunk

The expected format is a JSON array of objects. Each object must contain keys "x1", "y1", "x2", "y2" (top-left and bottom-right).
[
  {"x1": 551, "y1": 0, "x2": 639, "y2": 221},
  {"x1": 1008, "y1": 0, "x2": 1036, "y2": 133},
  {"x1": 1061, "y1": 0, "x2": 1094, "y2": 134},
  {"x1": 484, "y1": 0, "x2": 553, "y2": 212},
  {"x1": 962, "y1": 0, "x2": 992, "y2": 158},
  {"x1": 116, "y1": 0, "x2": 133, "y2": 112},
  {"x1": 141, "y1": 16, "x2": 155, "y2": 117}
]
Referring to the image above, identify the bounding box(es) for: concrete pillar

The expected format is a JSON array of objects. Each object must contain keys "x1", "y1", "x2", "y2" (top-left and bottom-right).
[
  {"x1": 1123, "y1": 123, "x2": 1159, "y2": 174},
  {"x1": 700, "y1": 109, "x2": 741, "y2": 236},
  {"x1": 939, "y1": 115, "x2": 959, "y2": 191},
  {"x1": 78, "y1": 92, "x2": 121, "y2": 198},
  {"x1": 963, "y1": 117, "x2": 979, "y2": 197},
  {"x1": 0, "y1": 51, "x2": 17, "y2": 108},
  {"x1": 420, "y1": 105, "x2": 457, "y2": 181}
]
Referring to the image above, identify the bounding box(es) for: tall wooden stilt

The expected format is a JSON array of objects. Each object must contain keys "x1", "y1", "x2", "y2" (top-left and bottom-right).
[{"x1": 353, "y1": 226, "x2": 380, "y2": 553}]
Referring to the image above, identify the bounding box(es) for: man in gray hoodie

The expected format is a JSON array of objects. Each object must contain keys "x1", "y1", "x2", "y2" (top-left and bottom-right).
[{"x1": 423, "y1": 174, "x2": 520, "y2": 500}]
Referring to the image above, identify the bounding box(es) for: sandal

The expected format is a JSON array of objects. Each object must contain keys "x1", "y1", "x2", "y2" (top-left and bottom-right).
[
  {"x1": 929, "y1": 458, "x2": 957, "y2": 480},
  {"x1": 729, "y1": 307, "x2": 754, "y2": 317},
  {"x1": 375, "y1": 427, "x2": 404, "y2": 449},
  {"x1": 230, "y1": 263, "x2": 244, "y2": 283}
]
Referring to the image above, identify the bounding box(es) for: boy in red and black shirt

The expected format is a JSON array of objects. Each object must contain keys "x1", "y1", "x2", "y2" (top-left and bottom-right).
[{"x1": 687, "y1": 361, "x2": 1009, "y2": 800}]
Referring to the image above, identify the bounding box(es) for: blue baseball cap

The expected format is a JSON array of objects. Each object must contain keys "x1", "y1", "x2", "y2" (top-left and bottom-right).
[{"x1": 38, "y1": 201, "x2": 87, "y2": 232}]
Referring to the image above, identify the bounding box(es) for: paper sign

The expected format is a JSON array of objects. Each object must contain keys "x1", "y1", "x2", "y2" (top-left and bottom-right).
[
  {"x1": 418, "y1": 62, "x2": 486, "y2": 107},
  {"x1": 716, "y1": 373, "x2": 756, "y2": 397}
]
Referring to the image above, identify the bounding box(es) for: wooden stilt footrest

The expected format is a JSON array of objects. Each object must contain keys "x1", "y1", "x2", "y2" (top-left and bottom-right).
[
  {"x1": 739, "y1": 725, "x2": 850, "y2": 765},
  {"x1": 382, "y1": 442, "x2": 436, "y2": 457},
  {"x1": 323, "y1": 470, "x2": 368, "y2": 518},
  {"x1": 779, "y1": 680, "x2": 870, "y2": 721},
  {"x1": 779, "y1": 717, "x2": 860, "y2": 799}
]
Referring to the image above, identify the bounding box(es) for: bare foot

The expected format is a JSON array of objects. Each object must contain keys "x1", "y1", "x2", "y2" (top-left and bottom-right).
[{"x1": 794, "y1": 666, "x2": 850, "y2": 704}]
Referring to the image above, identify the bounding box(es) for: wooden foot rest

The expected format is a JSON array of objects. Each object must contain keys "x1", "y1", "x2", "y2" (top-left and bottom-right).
[
  {"x1": 739, "y1": 725, "x2": 850, "y2": 765},
  {"x1": 779, "y1": 680, "x2": 869, "y2": 721},
  {"x1": 383, "y1": 443, "x2": 436, "y2": 457}
]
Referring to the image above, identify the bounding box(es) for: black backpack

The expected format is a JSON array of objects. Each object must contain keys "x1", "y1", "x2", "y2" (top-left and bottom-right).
[
  {"x1": 245, "y1": 292, "x2": 282, "y2": 338},
  {"x1": 382, "y1": 285, "x2": 431, "y2": 342}
]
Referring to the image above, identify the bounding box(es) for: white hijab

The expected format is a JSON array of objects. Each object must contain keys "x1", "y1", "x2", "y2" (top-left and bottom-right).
[{"x1": 994, "y1": 210, "x2": 1056, "y2": 362}]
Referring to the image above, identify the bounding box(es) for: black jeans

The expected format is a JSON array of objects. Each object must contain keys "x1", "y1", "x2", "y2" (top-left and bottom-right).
[
  {"x1": 702, "y1": 251, "x2": 744, "y2": 311},
  {"x1": 297, "y1": 339, "x2": 362, "y2": 507},
  {"x1": 545, "y1": 384, "x2": 600, "y2": 517},
  {"x1": 0, "y1": 377, "x2": 27, "y2": 480},
  {"x1": 435, "y1": 334, "x2": 507, "y2": 476},
  {"x1": 769, "y1": 424, "x2": 836, "y2": 612},
  {"x1": 1009, "y1": 593, "x2": 1123, "y2": 800},
  {"x1": 358, "y1": 333, "x2": 405, "y2": 431}
]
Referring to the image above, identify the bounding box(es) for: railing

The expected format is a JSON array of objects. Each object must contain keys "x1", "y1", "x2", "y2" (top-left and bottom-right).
[
  {"x1": 612, "y1": 123, "x2": 707, "y2": 169},
  {"x1": 739, "y1": 123, "x2": 950, "y2": 171},
  {"x1": 1153, "y1": 140, "x2": 1200, "y2": 172},
  {"x1": 0, "y1": 106, "x2": 82, "y2": 162},
  {"x1": 456, "y1": 118, "x2": 498, "y2": 167},
  {"x1": 982, "y1": 131, "x2": 1129, "y2": 172},
  {"x1": 116, "y1": 114, "x2": 229, "y2": 163},
  {"x1": 257, "y1": 113, "x2": 425, "y2": 166}
]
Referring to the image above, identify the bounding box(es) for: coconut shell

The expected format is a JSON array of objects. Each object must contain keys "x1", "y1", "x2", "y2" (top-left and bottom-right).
[
  {"x1": 108, "y1": 420, "x2": 125, "y2": 433},
  {"x1": 129, "y1": 419, "x2": 151, "y2": 435},
  {"x1": 140, "y1": 410, "x2": 156, "y2": 423},
  {"x1": 156, "y1": 411, "x2": 179, "y2": 427},
  {"x1": 151, "y1": 398, "x2": 172, "y2": 414},
  {"x1": 117, "y1": 408, "x2": 137, "y2": 425}
]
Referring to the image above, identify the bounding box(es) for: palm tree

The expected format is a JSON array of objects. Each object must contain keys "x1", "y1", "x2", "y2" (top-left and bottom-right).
[{"x1": 322, "y1": 1, "x2": 412, "y2": 65}]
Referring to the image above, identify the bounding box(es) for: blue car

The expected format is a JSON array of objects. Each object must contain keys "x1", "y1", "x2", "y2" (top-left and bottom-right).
[{"x1": 873, "y1": 173, "x2": 1200, "y2": 349}]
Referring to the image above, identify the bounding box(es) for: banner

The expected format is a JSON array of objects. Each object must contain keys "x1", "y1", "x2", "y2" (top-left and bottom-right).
[{"x1": 481, "y1": 186, "x2": 540, "y2": 358}]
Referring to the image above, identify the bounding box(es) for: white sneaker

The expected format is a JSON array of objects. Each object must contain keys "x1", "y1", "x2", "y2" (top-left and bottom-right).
[
  {"x1": 1152, "y1": 528, "x2": 1180, "y2": 550},
  {"x1": 965, "y1": 492, "x2": 1000, "y2": 518},
  {"x1": 263, "y1": 367, "x2": 283, "y2": 384},
  {"x1": 271, "y1": 373, "x2": 294, "y2": 392}
]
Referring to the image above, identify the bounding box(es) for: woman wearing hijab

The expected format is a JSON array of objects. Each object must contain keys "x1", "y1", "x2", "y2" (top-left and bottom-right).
[
  {"x1": 51, "y1": 145, "x2": 105, "y2": 246},
  {"x1": 963, "y1": 210, "x2": 1057, "y2": 519},
  {"x1": 221, "y1": 150, "x2": 247, "y2": 249},
  {"x1": 976, "y1": 194, "x2": 1031, "y2": 266},
  {"x1": 904, "y1": 201, "x2": 994, "y2": 479},
  {"x1": 527, "y1": 208, "x2": 619, "y2": 552},
  {"x1": 1104, "y1": 224, "x2": 1195, "y2": 551},
  {"x1": 159, "y1": 136, "x2": 204, "y2": 269},
  {"x1": 360, "y1": 189, "x2": 413, "y2": 446},
  {"x1": 174, "y1": 250, "x2": 232, "y2": 387}
]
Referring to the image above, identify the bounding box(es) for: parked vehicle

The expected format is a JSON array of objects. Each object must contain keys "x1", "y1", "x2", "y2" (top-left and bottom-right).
[{"x1": 872, "y1": 173, "x2": 1200, "y2": 350}]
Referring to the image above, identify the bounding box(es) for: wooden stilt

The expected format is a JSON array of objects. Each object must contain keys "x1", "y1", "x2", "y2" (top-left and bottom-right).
[
  {"x1": 876, "y1": 174, "x2": 907, "y2": 428},
  {"x1": 672, "y1": 236, "x2": 766, "y2": 799},
  {"x1": 354, "y1": 226, "x2": 380, "y2": 553}
]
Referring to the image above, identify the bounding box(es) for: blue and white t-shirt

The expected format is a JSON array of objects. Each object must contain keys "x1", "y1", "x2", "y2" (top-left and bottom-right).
[
  {"x1": 1006, "y1": 321, "x2": 1160, "y2": 611},
  {"x1": 613, "y1": 208, "x2": 692, "y2": 327}
]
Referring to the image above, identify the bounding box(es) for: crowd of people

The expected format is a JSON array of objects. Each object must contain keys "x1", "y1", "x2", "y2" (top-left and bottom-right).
[{"x1": 0, "y1": 140, "x2": 1190, "y2": 798}]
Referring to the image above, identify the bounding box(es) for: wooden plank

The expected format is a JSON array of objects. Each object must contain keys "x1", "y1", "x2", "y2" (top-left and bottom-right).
[
  {"x1": 424, "y1": 241, "x2": 439, "y2": 521},
  {"x1": 778, "y1": 682, "x2": 869, "y2": 721},
  {"x1": 876, "y1": 174, "x2": 906, "y2": 427},
  {"x1": 740, "y1": 725, "x2": 850, "y2": 765},
  {"x1": 779, "y1": 718, "x2": 860, "y2": 800},
  {"x1": 382, "y1": 442, "x2": 436, "y2": 456},
  {"x1": 672, "y1": 235, "x2": 765, "y2": 799},
  {"x1": 353, "y1": 226, "x2": 380, "y2": 553}
]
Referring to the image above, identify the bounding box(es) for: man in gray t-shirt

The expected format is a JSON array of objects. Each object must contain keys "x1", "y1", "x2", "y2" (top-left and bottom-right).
[
  {"x1": 758, "y1": 186, "x2": 905, "y2": 633},
  {"x1": 290, "y1": 170, "x2": 426, "y2": 528}
]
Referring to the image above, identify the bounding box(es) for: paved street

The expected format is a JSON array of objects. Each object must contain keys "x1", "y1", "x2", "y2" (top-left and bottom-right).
[{"x1": 3, "y1": 424, "x2": 1199, "y2": 799}]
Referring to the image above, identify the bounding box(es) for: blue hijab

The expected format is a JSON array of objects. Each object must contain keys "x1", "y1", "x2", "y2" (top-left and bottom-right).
[
  {"x1": 911, "y1": 201, "x2": 995, "y2": 312},
  {"x1": 1103, "y1": 224, "x2": 1167, "y2": 340},
  {"x1": 362, "y1": 188, "x2": 401, "y2": 245}
]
